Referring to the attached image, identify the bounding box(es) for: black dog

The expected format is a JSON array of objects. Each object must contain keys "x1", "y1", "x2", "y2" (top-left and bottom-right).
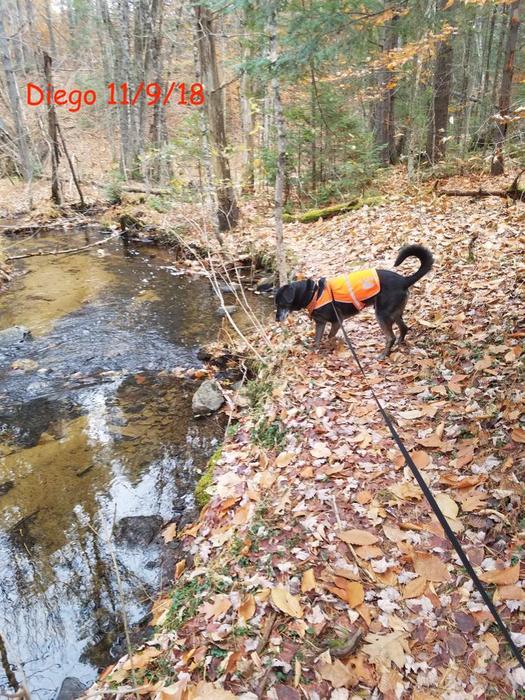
[{"x1": 275, "y1": 244, "x2": 434, "y2": 358}]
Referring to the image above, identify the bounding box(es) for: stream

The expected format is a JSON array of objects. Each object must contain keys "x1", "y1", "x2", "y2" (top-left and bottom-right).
[{"x1": 0, "y1": 228, "x2": 269, "y2": 699}]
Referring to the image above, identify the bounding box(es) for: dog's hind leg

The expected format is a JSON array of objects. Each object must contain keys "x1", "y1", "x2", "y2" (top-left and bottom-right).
[
  {"x1": 395, "y1": 316, "x2": 409, "y2": 344},
  {"x1": 328, "y1": 322, "x2": 341, "y2": 338},
  {"x1": 376, "y1": 314, "x2": 396, "y2": 359},
  {"x1": 314, "y1": 321, "x2": 326, "y2": 350}
]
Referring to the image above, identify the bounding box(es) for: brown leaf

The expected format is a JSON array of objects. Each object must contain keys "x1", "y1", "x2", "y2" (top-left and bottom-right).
[
  {"x1": 161, "y1": 522, "x2": 177, "y2": 544},
  {"x1": 200, "y1": 594, "x2": 232, "y2": 620},
  {"x1": 511, "y1": 427, "x2": 525, "y2": 444},
  {"x1": 413, "y1": 552, "x2": 451, "y2": 583},
  {"x1": 238, "y1": 594, "x2": 256, "y2": 622},
  {"x1": 446, "y1": 633, "x2": 468, "y2": 657},
  {"x1": 454, "y1": 611, "x2": 477, "y2": 634},
  {"x1": 317, "y1": 659, "x2": 356, "y2": 688},
  {"x1": 478, "y1": 562, "x2": 520, "y2": 586},
  {"x1": 355, "y1": 545, "x2": 384, "y2": 560},
  {"x1": 402, "y1": 576, "x2": 427, "y2": 599},
  {"x1": 271, "y1": 587, "x2": 304, "y2": 618},
  {"x1": 337, "y1": 529, "x2": 379, "y2": 546}
]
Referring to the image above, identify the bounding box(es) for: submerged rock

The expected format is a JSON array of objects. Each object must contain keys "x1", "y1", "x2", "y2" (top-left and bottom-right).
[
  {"x1": 215, "y1": 305, "x2": 238, "y2": 317},
  {"x1": 256, "y1": 275, "x2": 275, "y2": 293},
  {"x1": 0, "y1": 480, "x2": 14, "y2": 496},
  {"x1": 192, "y1": 379, "x2": 224, "y2": 416},
  {"x1": 0, "y1": 326, "x2": 32, "y2": 348},
  {"x1": 218, "y1": 282, "x2": 240, "y2": 294},
  {"x1": 55, "y1": 677, "x2": 87, "y2": 700},
  {"x1": 114, "y1": 515, "x2": 163, "y2": 546}
]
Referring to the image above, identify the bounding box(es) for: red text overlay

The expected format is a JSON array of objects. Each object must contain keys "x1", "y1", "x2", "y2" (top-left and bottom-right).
[{"x1": 26, "y1": 82, "x2": 205, "y2": 112}]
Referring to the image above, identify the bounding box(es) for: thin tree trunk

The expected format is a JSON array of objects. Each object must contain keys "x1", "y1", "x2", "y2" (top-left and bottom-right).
[
  {"x1": 456, "y1": 21, "x2": 473, "y2": 152},
  {"x1": 239, "y1": 8, "x2": 255, "y2": 194},
  {"x1": 426, "y1": 0, "x2": 454, "y2": 163},
  {"x1": 490, "y1": 6, "x2": 509, "y2": 118},
  {"x1": 43, "y1": 51, "x2": 60, "y2": 204},
  {"x1": 194, "y1": 4, "x2": 239, "y2": 231},
  {"x1": 491, "y1": 0, "x2": 521, "y2": 175},
  {"x1": 269, "y1": 5, "x2": 287, "y2": 286},
  {"x1": 0, "y1": 12, "x2": 33, "y2": 182},
  {"x1": 374, "y1": 13, "x2": 399, "y2": 165}
]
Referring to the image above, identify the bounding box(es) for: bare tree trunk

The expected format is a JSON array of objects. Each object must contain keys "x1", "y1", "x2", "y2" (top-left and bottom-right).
[
  {"x1": 426, "y1": 0, "x2": 454, "y2": 163},
  {"x1": 194, "y1": 4, "x2": 239, "y2": 231},
  {"x1": 43, "y1": 0, "x2": 57, "y2": 56},
  {"x1": 490, "y1": 6, "x2": 509, "y2": 120},
  {"x1": 0, "y1": 12, "x2": 33, "y2": 182},
  {"x1": 374, "y1": 13, "x2": 399, "y2": 165},
  {"x1": 43, "y1": 51, "x2": 61, "y2": 204},
  {"x1": 490, "y1": 0, "x2": 521, "y2": 175},
  {"x1": 239, "y1": 8, "x2": 255, "y2": 194},
  {"x1": 269, "y1": 5, "x2": 287, "y2": 287}
]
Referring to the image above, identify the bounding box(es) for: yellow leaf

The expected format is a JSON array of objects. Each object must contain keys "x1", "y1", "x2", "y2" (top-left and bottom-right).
[
  {"x1": 435, "y1": 493, "x2": 458, "y2": 519},
  {"x1": 270, "y1": 587, "x2": 304, "y2": 618},
  {"x1": 275, "y1": 451, "x2": 294, "y2": 467},
  {"x1": 337, "y1": 529, "x2": 379, "y2": 546},
  {"x1": 121, "y1": 645, "x2": 163, "y2": 671},
  {"x1": 363, "y1": 631, "x2": 409, "y2": 670},
  {"x1": 301, "y1": 568, "x2": 316, "y2": 592},
  {"x1": 191, "y1": 681, "x2": 239, "y2": 699},
  {"x1": 238, "y1": 594, "x2": 256, "y2": 622}
]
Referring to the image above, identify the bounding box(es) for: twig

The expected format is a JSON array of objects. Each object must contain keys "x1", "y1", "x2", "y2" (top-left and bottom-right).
[
  {"x1": 6, "y1": 232, "x2": 120, "y2": 261},
  {"x1": 256, "y1": 610, "x2": 277, "y2": 655}
]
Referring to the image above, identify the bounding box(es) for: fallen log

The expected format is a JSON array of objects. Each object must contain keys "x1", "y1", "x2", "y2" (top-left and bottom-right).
[{"x1": 438, "y1": 169, "x2": 525, "y2": 201}]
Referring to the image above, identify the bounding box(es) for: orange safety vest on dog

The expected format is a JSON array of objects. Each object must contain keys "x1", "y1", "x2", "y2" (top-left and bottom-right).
[{"x1": 306, "y1": 268, "x2": 380, "y2": 316}]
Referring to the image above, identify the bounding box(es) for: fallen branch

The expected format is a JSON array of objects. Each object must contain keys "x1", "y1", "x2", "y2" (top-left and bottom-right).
[
  {"x1": 6, "y1": 232, "x2": 120, "y2": 261},
  {"x1": 438, "y1": 169, "x2": 525, "y2": 201}
]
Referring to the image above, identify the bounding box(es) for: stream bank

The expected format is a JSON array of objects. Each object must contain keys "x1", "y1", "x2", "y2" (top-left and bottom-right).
[{"x1": 0, "y1": 227, "x2": 271, "y2": 698}]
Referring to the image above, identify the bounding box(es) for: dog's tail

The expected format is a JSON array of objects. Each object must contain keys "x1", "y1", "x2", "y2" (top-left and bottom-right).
[{"x1": 394, "y1": 244, "x2": 434, "y2": 288}]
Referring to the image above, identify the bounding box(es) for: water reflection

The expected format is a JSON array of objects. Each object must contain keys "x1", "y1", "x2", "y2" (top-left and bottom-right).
[{"x1": 0, "y1": 232, "x2": 269, "y2": 698}]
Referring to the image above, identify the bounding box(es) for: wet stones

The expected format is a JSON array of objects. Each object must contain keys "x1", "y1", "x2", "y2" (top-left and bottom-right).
[
  {"x1": 0, "y1": 480, "x2": 14, "y2": 496},
  {"x1": 55, "y1": 677, "x2": 87, "y2": 700},
  {"x1": 114, "y1": 515, "x2": 164, "y2": 546},
  {"x1": 192, "y1": 379, "x2": 224, "y2": 416},
  {"x1": 215, "y1": 305, "x2": 237, "y2": 317},
  {"x1": 0, "y1": 325, "x2": 32, "y2": 348}
]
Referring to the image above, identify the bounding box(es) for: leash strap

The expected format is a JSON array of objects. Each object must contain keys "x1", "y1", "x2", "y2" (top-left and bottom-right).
[{"x1": 328, "y1": 296, "x2": 525, "y2": 669}]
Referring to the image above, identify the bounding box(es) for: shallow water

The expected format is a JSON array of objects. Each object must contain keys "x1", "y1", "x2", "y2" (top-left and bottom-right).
[{"x1": 0, "y1": 229, "x2": 269, "y2": 698}]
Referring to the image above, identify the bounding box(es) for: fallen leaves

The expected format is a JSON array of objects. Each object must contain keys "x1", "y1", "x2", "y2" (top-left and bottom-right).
[
  {"x1": 337, "y1": 529, "x2": 379, "y2": 546},
  {"x1": 412, "y1": 552, "x2": 451, "y2": 582},
  {"x1": 362, "y1": 631, "x2": 410, "y2": 670},
  {"x1": 317, "y1": 658, "x2": 356, "y2": 688},
  {"x1": 271, "y1": 587, "x2": 304, "y2": 618},
  {"x1": 238, "y1": 594, "x2": 256, "y2": 622},
  {"x1": 478, "y1": 562, "x2": 520, "y2": 586}
]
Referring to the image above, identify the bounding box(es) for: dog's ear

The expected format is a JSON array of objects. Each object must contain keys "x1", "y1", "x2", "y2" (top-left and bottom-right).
[{"x1": 279, "y1": 284, "x2": 296, "y2": 306}]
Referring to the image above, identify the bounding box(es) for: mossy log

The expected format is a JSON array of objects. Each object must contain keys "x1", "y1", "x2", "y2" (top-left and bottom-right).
[{"x1": 283, "y1": 196, "x2": 383, "y2": 224}]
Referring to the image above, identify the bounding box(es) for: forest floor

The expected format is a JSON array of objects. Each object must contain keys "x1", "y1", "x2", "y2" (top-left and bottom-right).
[{"x1": 81, "y1": 170, "x2": 525, "y2": 700}]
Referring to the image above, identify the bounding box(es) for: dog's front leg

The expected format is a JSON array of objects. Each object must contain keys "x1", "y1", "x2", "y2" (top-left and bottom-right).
[{"x1": 314, "y1": 321, "x2": 326, "y2": 350}]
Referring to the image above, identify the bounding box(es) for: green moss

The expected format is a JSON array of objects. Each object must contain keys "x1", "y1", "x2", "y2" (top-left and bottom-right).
[
  {"x1": 194, "y1": 445, "x2": 222, "y2": 508},
  {"x1": 283, "y1": 195, "x2": 382, "y2": 224}
]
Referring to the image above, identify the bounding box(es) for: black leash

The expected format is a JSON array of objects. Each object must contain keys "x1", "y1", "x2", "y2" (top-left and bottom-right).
[{"x1": 329, "y1": 296, "x2": 525, "y2": 670}]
